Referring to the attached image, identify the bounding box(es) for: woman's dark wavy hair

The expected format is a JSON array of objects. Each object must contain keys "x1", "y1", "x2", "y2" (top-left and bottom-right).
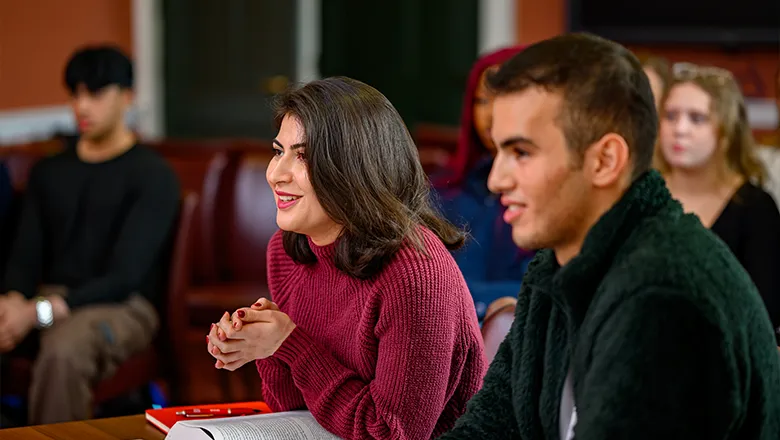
[{"x1": 274, "y1": 77, "x2": 466, "y2": 279}]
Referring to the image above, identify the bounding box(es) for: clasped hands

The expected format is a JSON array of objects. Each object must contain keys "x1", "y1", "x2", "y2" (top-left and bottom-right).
[{"x1": 206, "y1": 298, "x2": 296, "y2": 371}]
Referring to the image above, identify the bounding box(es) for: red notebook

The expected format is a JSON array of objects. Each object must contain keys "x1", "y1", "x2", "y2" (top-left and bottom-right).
[{"x1": 145, "y1": 401, "x2": 273, "y2": 434}]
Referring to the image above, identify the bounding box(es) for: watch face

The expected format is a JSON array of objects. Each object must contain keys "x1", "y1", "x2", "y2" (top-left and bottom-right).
[{"x1": 36, "y1": 300, "x2": 54, "y2": 327}]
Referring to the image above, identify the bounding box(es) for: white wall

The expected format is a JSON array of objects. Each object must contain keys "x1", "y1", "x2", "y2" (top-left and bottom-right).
[
  {"x1": 746, "y1": 98, "x2": 779, "y2": 132},
  {"x1": 296, "y1": 0, "x2": 321, "y2": 83},
  {"x1": 132, "y1": 0, "x2": 164, "y2": 140},
  {"x1": 0, "y1": 106, "x2": 74, "y2": 145},
  {"x1": 478, "y1": 0, "x2": 517, "y2": 55}
]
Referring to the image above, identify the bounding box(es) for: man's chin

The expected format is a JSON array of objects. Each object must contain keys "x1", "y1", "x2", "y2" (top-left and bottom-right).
[
  {"x1": 79, "y1": 127, "x2": 110, "y2": 141},
  {"x1": 512, "y1": 227, "x2": 547, "y2": 249},
  {"x1": 79, "y1": 131, "x2": 99, "y2": 140},
  {"x1": 511, "y1": 234, "x2": 534, "y2": 250}
]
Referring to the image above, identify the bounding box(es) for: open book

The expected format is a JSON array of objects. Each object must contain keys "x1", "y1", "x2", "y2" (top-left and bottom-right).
[
  {"x1": 165, "y1": 410, "x2": 341, "y2": 440},
  {"x1": 146, "y1": 401, "x2": 272, "y2": 433}
]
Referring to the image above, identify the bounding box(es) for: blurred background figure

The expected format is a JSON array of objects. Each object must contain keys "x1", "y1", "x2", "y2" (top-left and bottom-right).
[
  {"x1": 0, "y1": 45, "x2": 180, "y2": 426},
  {"x1": 431, "y1": 47, "x2": 534, "y2": 321},
  {"x1": 657, "y1": 62, "x2": 780, "y2": 342}
]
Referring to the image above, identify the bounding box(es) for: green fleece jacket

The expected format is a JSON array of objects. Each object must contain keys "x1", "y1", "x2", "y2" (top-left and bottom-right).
[{"x1": 440, "y1": 170, "x2": 780, "y2": 439}]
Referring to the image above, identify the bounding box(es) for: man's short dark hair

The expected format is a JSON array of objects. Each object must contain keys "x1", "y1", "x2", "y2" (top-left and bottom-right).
[
  {"x1": 64, "y1": 45, "x2": 133, "y2": 94},
  {"x1": 487, "y1": 33, "x2": 658, "y2": 180}
]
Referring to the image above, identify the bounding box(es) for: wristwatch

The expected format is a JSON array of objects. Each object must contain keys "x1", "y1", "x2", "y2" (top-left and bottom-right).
[{"x1": 35, "y1": 297, "x2": 54, "y2": 328}]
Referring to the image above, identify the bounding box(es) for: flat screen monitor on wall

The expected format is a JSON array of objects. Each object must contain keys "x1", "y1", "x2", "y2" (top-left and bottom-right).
[{"x1": 568, "y1": 0, "x2": 780, "y2": 46}]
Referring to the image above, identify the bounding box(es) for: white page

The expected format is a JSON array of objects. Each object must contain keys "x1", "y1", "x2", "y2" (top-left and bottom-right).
[{"x1": 166, "y1": 411, "x2": 342, "y2": 440}]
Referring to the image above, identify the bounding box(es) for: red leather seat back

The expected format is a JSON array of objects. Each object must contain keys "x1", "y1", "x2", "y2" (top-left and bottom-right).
[
  {"x1": 159, "y1": 149, "x2": 233, "y2": 282},
  {"x1": 481, "y1": 302, "x2": 516, "y2": 364},
  {"x1": 0, "y1": 140, "x2": 62, "y2": 191},
  {"x1": 224, "y1": 151, "x2": 278, "y2": 283},
  {"x1": 3, "y1": 154, "x2": 41, "y2": 192},
  {"x1": 414, "y1": 123, "x2": 458, "y2": 176}
]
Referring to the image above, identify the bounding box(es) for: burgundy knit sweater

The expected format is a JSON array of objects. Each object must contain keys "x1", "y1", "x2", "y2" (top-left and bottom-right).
[{"x1": 256, "y1": 228, "x2": 486, "y2": 440}]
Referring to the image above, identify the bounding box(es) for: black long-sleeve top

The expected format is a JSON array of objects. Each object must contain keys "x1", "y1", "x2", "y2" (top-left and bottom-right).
[
  {"x1": 3, "y1": 143, "x2": 180, "y2": 310},
  {"x1": 711, "y1": 182, "x2": 780, "y2": 342}
]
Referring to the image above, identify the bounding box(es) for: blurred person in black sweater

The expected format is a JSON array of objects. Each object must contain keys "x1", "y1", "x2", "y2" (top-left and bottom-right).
[{"x1": 0, "y1": 45, "x2": 179, "y2": 424}]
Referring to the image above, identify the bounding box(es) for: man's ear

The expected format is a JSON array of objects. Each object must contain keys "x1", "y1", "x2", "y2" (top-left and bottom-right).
[
  {"x1": 122, "y1": 88, "x2": 135, "y2": 108},
  {"x1": 582, "y1": 133, "x2": 630, "y2": 188}
]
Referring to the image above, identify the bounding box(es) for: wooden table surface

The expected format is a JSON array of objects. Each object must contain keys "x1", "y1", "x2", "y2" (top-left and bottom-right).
[{"x1": 0, "y1": 415, "x2": 165, "y2": 440}]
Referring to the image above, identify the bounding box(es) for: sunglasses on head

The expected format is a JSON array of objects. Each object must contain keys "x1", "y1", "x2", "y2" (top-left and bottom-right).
[{"x1": 672, "y1": 62, "x2": 734, "y2": 85}]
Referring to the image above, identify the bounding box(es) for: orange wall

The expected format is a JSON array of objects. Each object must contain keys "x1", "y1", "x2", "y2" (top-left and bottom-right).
[
  {"x1": 516, "y1": 0, "x2": 566, "y2": 47},
  {"x1": 515, "y1": 0, "x2": 779, "y2": 99},
  {"x1": 0, "y1": 0, "x2": 133, "y2": 111}
]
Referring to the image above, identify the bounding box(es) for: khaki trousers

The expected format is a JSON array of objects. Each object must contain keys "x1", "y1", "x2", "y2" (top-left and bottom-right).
[{"x1": 25, "y1": 291, "x2": 159, "y2": 425}]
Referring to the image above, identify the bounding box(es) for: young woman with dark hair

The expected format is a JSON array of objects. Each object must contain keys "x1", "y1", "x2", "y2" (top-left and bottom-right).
[{"x1": 206, "y1": 77, "x2": 486, "y2": 440}]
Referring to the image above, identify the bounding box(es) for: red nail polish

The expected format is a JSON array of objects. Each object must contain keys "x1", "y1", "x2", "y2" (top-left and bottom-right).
[
  {"x1": 238, "y1": 310, "x2": 245, "y2": 318},
  {"x1": 206, "y1": 335, "x2": 209, "y2": 344}
]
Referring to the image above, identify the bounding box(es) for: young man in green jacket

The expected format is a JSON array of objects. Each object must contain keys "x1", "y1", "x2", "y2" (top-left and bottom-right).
[{"x1": 440, "y1": 33, "x2": 780, "y2": 439}]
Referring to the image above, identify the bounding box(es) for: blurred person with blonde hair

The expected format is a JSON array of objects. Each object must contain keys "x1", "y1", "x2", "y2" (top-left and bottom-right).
[{"x1": 658, "y1": 62, "x2": 780, "y2": 343}]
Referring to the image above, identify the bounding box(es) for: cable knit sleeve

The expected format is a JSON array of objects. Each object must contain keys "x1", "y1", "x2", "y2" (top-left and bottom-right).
[
  {"x1": 256, "y1": 230, "x2": 307, "y2": 411},
  {"x1": 255, "y1": 357, "x2": 306, "y2": 411},
  {"x1": 271, "y1": 251, "x2": 477, "y2": 440}
]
